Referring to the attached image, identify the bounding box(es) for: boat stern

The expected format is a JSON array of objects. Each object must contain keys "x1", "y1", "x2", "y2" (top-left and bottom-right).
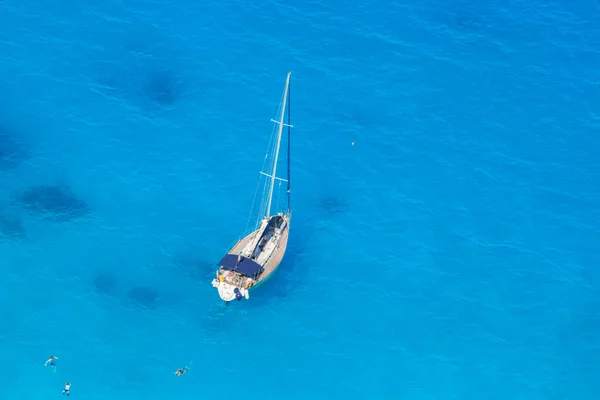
[{"x1": 211, "y1": 279, "x2": 250, "y2": 302}]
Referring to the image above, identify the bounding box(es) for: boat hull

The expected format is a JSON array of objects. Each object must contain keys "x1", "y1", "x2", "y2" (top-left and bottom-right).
[
  {"x1": 233, "y1": 215, "x2": 290, "y2": 285},
  {"x1": 213, "y1": 281, "x2": 249, "y2": 301},
  {"x1": 212, "y1": 214, "x2": 290, "y2": 302}
]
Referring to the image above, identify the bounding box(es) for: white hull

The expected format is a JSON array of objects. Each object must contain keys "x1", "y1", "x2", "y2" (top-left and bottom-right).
[{"x1": 211, "y1": 280, "x2": 249, "y2": 302}]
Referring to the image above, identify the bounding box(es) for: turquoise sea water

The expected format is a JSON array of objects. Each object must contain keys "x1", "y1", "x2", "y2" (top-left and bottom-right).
[{"x1": 2, "y1": 0, "x2": 600, "y2": 398}]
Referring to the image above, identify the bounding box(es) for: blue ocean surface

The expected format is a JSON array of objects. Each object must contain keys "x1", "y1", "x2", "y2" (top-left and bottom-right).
[{"x1": 1, "y1": 0, "x2": 600, "y2": 398}]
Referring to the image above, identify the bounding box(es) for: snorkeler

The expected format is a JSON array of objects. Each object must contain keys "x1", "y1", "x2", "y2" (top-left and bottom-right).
[
  {"x1": 62, "y1": 382, "x2": 71, "y2": 396},
  {"x1": 175, "y1": 366, "x2": 189, "y2": 376},
  {"x1": 45, "y1": 355, "x2": 58, "y2": 371}
]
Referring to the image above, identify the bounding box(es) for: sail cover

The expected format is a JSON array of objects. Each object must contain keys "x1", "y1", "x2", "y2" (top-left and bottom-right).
[{"x1": 219, "y1": 254, "x2": 262, "y2": 277}]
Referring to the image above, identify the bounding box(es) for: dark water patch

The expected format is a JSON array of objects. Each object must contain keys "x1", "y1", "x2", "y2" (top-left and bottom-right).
[
  {"x1": 89, "y1": 64, "x2": 184, "y2": 112},
  {"x1": 320, "y1": 197, "x2": 348, "y2": 215},
  {"x1": 85, "y1": 35, "x2": 186, "y2": 112},
  {"x1": 452, "y1": 11, "x2": 486, "y2": 32},
  {"x1": 0, "y1": 214, "x2": 26, "y2": 240},
  {"x1": 140, "y1": 70, "x2": 181, "y2": 108},
  {"x1": 17, "y1": 184, "x2": 89, "y2": 222},
  {"x1": 0, "y1": 127, "x2": 28, "y2": 170},
  {"x1": 92, "y1": 272, "x2": 117, "y2": 296},
  {"x1": 338, "y1": 104, "x2": 392, "y2": 131},
  {"x1": 127, "y1": 286, "x2": 161, "y2": 309}
]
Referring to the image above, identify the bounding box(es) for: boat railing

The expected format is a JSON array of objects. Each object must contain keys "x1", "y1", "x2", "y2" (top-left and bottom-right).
[{"x1": 223, "y1": 227, "x2": 257, "y2": 256}]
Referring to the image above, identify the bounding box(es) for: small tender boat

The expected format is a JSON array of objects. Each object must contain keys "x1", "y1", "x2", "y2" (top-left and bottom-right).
[{"x1": 212, "y1": 71, "x2": 293, "y2": 302}]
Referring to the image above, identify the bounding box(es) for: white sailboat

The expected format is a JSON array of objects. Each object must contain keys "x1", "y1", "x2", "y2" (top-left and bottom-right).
[{"x1": 211, "y1": 71, "x2": 293, "y2": 302}]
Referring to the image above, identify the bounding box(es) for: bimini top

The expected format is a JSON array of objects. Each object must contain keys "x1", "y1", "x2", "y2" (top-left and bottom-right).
[{"x1": 219, "y1": 254, "x2": 262, "y2": 277}]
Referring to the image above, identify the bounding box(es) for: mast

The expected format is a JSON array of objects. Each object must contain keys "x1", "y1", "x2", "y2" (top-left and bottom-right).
[
  {"x1": 265, "y1": 71, "x2": 292, "y2": 218},
  {"x1": 286, "y1": 75, "x2": 291, "y2": 214}
]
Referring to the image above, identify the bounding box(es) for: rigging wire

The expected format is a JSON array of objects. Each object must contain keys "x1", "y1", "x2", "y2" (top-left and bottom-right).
[{"x1": 243, "y1": 73, "x2": 291, "y2": 233}]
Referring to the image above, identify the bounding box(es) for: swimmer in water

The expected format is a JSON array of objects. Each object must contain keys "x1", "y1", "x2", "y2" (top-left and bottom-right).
[
  {"x1": 45, "y1": 356, "x2": 58, "y2": 371},
  {"x1": 175, "y1": 366, "x2": 189, "y2": 376},
  {"x1": 62, "y1": 382, "x2": 71, "y2": 396}
]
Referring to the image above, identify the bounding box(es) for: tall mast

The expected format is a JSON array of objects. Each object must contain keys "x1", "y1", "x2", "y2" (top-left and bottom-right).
[
  {"x1": 286, "y1": 74, "x2": 291, "y2": 213},
  {"x1": 265, "y1": 71, "x2": 292, "y2": 218}
]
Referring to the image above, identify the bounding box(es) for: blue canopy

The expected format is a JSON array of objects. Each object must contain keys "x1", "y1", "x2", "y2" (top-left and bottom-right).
[{"x1": 219, "y1": 254, "x2": 262, "y2": 277}]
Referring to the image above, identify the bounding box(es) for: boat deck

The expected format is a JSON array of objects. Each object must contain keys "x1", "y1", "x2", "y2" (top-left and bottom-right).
[
  {"x1": 219, "y1": 269, "x2": 253, "y2": 288},
  {"x1": 229, "y1": 214, "x2": 290, "y2": 284}
]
